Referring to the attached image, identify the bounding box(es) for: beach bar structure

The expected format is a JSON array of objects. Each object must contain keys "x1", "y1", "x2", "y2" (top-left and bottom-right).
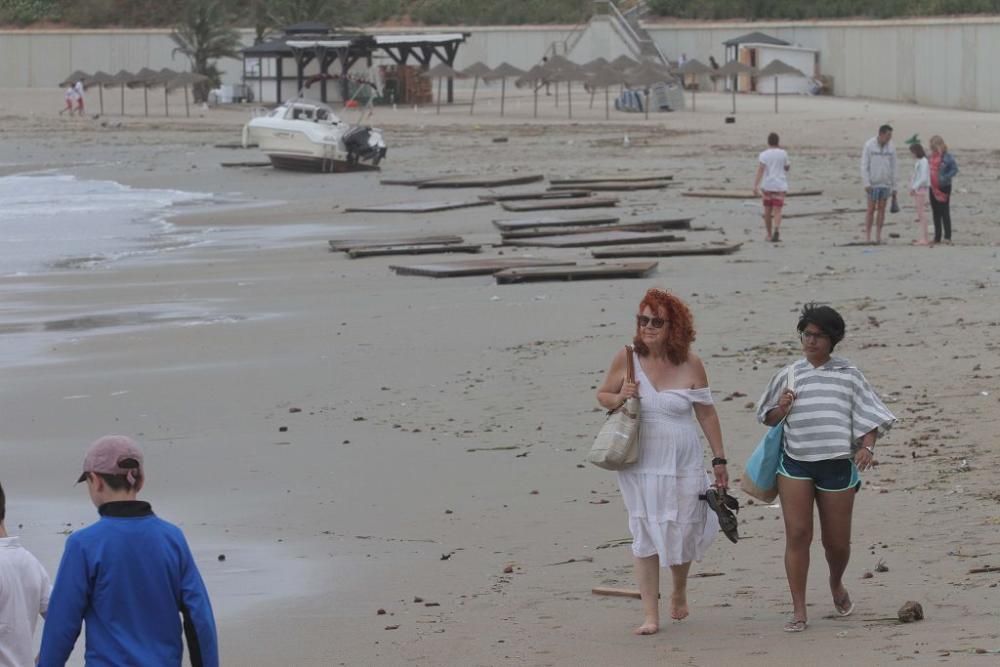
[{"x1": 241, "y1": 23, "x2": 469, "y2": 104}]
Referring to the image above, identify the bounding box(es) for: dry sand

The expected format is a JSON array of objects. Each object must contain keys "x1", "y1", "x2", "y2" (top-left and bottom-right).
[{"x1": 1, "y1": 86, "x2": 999, "y2": 666}]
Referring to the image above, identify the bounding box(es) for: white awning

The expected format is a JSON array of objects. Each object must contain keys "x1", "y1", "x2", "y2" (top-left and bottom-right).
[
  {"x1": 286, "y1": 40, "x2": 352, "y2": 49},
  {"x1": 374, "y1": 34, "x2": 466, "y2": 45}
]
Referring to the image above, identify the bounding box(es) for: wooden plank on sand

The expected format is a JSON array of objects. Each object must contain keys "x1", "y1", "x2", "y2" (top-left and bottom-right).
[
  {"x1": 379, "y1": 176, "x2": 447, "y2": 186},
  {"x1": 503, "y1": 231, "x2": 683, "y2": 248},
  {"x1": 592, "y1": 587, "x2": 642, "y2": 599},
  {"x1": 501, "y1": 218, "x2": 692, "y2": 239},
  {"x1": 479, "y1": 189, "x2": 591, "y2": 202},
  {"x1": 417, "y1": 174, "x2": 545, "y2": 188},
  {"x1": 347, "y1": 244, "x2": 482, "y2": 258},
  {"x1": 551, "y1": 175, "x2": 673, "y2": 185},
  {"x1": 591, "y1": 243, "x2": 743, "y2": 258},
  {"x1": 548, "y1": 180, "x2": 671, "y2": 191},
  {"x1": 500, "y1": 196, "x2": 619, "y2": 212},
  {"x1": 390, "y1": 258, "x2": 575, "y2": 278},
  {"x1": 781, "y1": 207, "x2": 867, "y2": 219},
  {"x1": 682, "y1": 189, "x2": 823, "y2": 199},
  {"x1": 328, "y1": 235, "x2": 464, "y2": 251},
  {"x1": 495, "y1": 261, "x2": 658, "y2": 284},
  {"x1": 220, "y1": 161, "x2": 272, "y2": 168},
  {"x1": 492, "y1": 215, "x2": 620, "y2": 231},
  {"x1": 343, "y1": 200, "x2": 492, "y2": 213}
]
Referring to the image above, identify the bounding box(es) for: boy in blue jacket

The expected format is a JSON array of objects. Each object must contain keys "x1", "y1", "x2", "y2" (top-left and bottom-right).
[{"x1": 39, "y1": 435, "x2": 219, "y2": 666}]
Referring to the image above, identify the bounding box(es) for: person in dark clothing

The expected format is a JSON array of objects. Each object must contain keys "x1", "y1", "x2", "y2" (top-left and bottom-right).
[
  {"x1": 928, "y1": 134, "x2": 959, "y2": 245},
  {"x1": 38, "y1": 435, "x2": 219, "y2": 667}
]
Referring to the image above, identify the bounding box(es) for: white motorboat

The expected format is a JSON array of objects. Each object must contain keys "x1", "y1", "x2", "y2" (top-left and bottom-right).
[{"x1": 242, "y1": 98, "x2": 386, "y2": 172}]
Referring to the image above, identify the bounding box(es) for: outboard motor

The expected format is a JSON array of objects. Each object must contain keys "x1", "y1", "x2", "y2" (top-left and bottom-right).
[{"x1": 343, "y1": 126, "x2": 387, "y2": 166}]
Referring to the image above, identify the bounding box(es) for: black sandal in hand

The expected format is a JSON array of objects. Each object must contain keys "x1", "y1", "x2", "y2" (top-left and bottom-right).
[{"x1": 701, "y1": 487, "x2": 740, "y2": 543}]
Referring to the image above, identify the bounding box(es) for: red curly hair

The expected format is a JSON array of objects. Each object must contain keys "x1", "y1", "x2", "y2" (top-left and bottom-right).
[{"x1": 632, "y1": 288, "x2": 696, "y2": 364}]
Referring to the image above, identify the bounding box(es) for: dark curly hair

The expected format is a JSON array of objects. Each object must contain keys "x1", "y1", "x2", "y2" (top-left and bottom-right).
[
  {"x1": 633, "y1": 289, "x2": 696, "y2": 364},
  {"x1": 797, "y1": 303, "x2": 846, "y2": 350}
]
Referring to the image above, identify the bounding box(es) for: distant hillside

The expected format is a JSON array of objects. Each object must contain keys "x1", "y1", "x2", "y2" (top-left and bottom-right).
[{"x1": 4, "y1": 0, "x2": 998, "y2": 28}]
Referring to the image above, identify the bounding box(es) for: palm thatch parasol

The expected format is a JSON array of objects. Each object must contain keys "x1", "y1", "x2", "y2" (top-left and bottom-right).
[
  {"x1": 610, "y1": 54, "x2": 640, "y2": 72},
  {"x1": 129, "y1": 67, "x2": 165, "y2": 117},
  {"x1": 515, "y1": 65, "x2": 547, "y2": 118},
  {"x1": 158, "y1": 69, "x2": 180, "y2": 116},
  {"x1": 108, "y1": 70, "x2": 139, "y2": 115},
  {"x1": 542, "y1": 58, "x2": 586, "y2": 118},
  {"x1": 87, "y1": 71, "x2": 115, "y2": 115},
  {"x1": 165, "y1": 71, "x2": 209, "y2": 117},
  {"x1": 462, "y1": 62, "x2": 493, "y2": 116},
  {"x1": 59, "y1": 70, "x2": 91, "y2": 87},
  {"x1": 485, "y1": 63, "x2": 526, "y2": 117},
  {"x1": 756, "y1": 59, "x2": 807, "y2": 113},
  {"x1": 716, "y1": 60, "x2": 757, "y2": 114},
  {"x1": 422, "y1": 62, "x2": 464, "y2": 115},
  {"x1": 676, "y1": 58, "x2": 713, "y2": 111},
  {"x1": 624, "y1": 62, "x2": 675, "y2": 120},
  {"x1": 586, "y1": 64, "x2": 629, "y2": 120}
]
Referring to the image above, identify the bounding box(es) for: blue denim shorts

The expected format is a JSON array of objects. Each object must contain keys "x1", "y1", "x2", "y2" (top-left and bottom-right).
[
  {"x1": 867, "y1": 186, "x2": 891, "y2": 202},
  {"x1": 778, "y1": 451, "x2": 861, "y2": 492}
]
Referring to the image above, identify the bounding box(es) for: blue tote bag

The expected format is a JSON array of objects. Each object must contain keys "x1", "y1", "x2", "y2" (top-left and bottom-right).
[{"x1": 741, "y1": 367, "x2": 795, "y2": 503}]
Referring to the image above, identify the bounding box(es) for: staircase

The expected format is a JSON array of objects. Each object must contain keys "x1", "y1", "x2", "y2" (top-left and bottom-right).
[
  {"x1": 539, "y1": 1, "x2": 668, "y2": 67},
  {"x1": 618, "y1": 1, "x2": 668, "y2": 64}
]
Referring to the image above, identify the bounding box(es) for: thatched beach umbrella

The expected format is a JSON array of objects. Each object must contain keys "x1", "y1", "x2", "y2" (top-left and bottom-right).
[
  {"x1": 515, "y1": 65, "x2": 547, "y2": 118},
  {"x1": 756, "y1": 59, "x2": 807, "y2": 113},
  {"x1": 625, "y1": 61, "x2": 675, "y2": 119},
  {"x1": 108, "y1": 70, "x2": 138, "y2": 115},
  {"x1": 422, "y1": 62, "x2": 464, "y2": 115},
  {"x1": 165, "y1": 71, "x2": 209, "y2": 117},
  {"x1": 87, "y1": 71, "x2": 115, "y2": 115},
  {"x1": 610, "y1": 54, "x2": 640, "y2": 72},
  {"x1": 59, "y1": 70, "x2": 90, "y2": 87},
  {"x1": 587, "y1": 64, "x2": 629, "y2": 120},
  {"x1": 581, "y1": 57, "x2": 611, "y2": 109},
  {"x1": 158, "y1": 68, "x2": 180, "y2": 116},
  {"x1": 485, "y1": 62, "x2": 526, "y2": 117},
  {"x1": 716, "y1": 60, "x2": 757, "y2": 114},
  {"x1": 676, "y1": 58, "x2": 713, "y2": 111},
  {"x1": 462, "y1": 62, "x2": 493, "y2": 116},
  {"x1": 129, "y1": 67, "x2": 164, "y2": 117}
]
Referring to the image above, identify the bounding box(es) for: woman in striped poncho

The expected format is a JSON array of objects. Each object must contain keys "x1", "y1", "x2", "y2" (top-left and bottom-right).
[{"x1": 755, "y1": 304, "x2": 896, "y2": 633}]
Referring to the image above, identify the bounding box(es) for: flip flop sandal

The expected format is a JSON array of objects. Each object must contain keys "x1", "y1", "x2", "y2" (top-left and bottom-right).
[
  {"x1": 701, "y1": 488, "x2": 739, "y2": 543},
  {"x1": 834, "y1": 592, "x2": 855, "y2": 617},
  {"x1": 783, "y1": 618, "x2": 808, "y2": 633}
]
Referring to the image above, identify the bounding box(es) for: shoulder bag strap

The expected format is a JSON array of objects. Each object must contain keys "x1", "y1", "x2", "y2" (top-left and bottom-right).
[{"x1": 624, "y1": 345, "x2": 635, "y2": 385}]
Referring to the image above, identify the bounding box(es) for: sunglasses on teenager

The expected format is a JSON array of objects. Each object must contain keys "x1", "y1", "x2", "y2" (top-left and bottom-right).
[
  {"x1": 799, "y1": 330, "x2": 829, "y2": 342},
  {"x1": 636, "y1": 315, "x2": 666, "y2": 329}
]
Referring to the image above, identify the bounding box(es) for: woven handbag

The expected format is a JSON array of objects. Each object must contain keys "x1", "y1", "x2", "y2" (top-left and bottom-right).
[{"x1": 587, "y1": 346, "x2": 641, "y2": 470}]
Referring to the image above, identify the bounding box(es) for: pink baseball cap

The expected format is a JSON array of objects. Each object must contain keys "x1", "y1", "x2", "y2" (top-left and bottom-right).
[{"x1": 76, "y1": 435, "x2": 144, "y2": 485}]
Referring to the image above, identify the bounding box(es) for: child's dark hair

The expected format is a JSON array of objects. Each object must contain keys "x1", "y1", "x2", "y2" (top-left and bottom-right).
[
  {"x1": 0, "y1": 481, "x2": 5, "y2": 523},
  {"x1": 797, "y1": 303, "x2": 846, "y2": 350},
  {"x1": 909, "y1": 142, "x2": 926, "y2": 158},
  {"x1": 95, "y1": 457, "x2": 142, "y2": 492},
  {"x1": 768, "y1": 132, "x2": 779, "y2": 146},
  {"x1": 879, "y1": 124, "x2": 893, "y2": 135}
]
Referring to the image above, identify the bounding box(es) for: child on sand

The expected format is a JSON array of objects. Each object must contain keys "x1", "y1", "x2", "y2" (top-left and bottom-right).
[
  {"x1": 38, "y1": 435, "x2": 219, "y2": 667},
  {"x1": 60, "y1": 85, "x2": 76, "y2": 115},
  {"x1": 0, "y1": 481, "x2": 51, "y2": 667},
  {"x1": 908, "y1": 142, "x2": 930, "y2": 245},
  {"x1": 753, "y1": 132, "x2": 791, "y2": 242}
]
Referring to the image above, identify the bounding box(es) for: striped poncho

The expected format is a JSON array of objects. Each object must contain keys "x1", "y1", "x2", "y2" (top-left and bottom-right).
[{"x1": 756, "y1": 356, "x2": 897, "y2": 462}]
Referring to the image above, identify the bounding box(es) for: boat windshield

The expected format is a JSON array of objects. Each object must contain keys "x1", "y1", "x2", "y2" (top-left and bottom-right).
[{"x1": 280, "y1": 101, "x2": 340, "y2": 123}]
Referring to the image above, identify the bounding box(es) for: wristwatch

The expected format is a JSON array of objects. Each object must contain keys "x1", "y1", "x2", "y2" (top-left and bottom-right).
[
  {"x1": 863, "y1": 445, "x2": 875, "y2": 455},
  {"x1": 711, "y1": 457, "x2": 728, "y2": 466}
]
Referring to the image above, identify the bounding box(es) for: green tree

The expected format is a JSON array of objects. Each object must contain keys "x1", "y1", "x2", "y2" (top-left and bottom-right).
[
  {"x1": 170, "y1": 0, "x2": 243, "y2": 102},
  {"x1": 263, "y1": 0, "x2": 358, "y2": 31}
]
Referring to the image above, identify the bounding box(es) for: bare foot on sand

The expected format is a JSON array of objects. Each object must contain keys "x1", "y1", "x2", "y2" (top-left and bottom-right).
[
  {"x1": 634, "y1": 618, "x2": 659, "y2": 635},
  {"x1": 670, "y1": 592, "x2": 689, "y2": 620}
]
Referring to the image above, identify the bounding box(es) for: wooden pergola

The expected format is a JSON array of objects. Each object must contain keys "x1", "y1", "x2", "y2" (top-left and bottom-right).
[{"x1": 241, "y1": 24, "x2": 469, "y2": 104}]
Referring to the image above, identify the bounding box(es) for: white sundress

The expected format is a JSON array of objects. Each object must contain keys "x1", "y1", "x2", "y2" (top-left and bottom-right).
[{"x1": 617, "y1": 352, "x2": 719, "y2": 565}]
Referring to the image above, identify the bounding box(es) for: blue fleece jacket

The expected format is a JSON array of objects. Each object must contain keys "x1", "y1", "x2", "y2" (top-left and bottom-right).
[{"x1": 38, "y1": 501, "x2": 218, "y2": 667}]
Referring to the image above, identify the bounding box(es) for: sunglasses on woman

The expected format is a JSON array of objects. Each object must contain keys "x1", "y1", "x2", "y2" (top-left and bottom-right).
[{"x1": 636, "y1": 315, "x2": 666, "y2": 329}]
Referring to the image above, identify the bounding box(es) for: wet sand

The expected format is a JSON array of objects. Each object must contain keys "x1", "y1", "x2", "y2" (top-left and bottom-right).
[{"x1": 1, "y1": 86, "x2": 999, "y2": 665}]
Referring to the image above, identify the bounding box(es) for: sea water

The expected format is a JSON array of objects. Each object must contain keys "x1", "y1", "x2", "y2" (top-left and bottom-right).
[{"x1": 0, "y1": 172, "x2": 213, "y2": 276}]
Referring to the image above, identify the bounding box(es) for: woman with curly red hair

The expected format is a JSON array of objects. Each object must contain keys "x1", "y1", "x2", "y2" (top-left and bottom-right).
[{"x1": 596, "y1": 289, "x2": 729, "y2": 636}]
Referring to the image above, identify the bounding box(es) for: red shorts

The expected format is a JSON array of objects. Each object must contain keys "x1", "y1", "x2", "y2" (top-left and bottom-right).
[{"x1": 762, "y1": 191, "x2": 786, "y2": 208}]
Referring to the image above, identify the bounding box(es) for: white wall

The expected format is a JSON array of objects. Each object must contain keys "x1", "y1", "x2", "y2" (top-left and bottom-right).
[
  {"x1": 644, "y1": 16, "x2": 1000, "y2": 111},
  {"x1": 5, "y1": 17, "x2": 1000, "y2": 111}
]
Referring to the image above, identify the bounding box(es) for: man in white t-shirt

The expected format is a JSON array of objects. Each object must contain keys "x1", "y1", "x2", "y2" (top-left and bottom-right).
[
  {"x1": 753, "y1": 132, "x2": 791, "y2": 242},
  {"x1": 0, "y1": 481, "x2": 51, "y2": 667}
]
